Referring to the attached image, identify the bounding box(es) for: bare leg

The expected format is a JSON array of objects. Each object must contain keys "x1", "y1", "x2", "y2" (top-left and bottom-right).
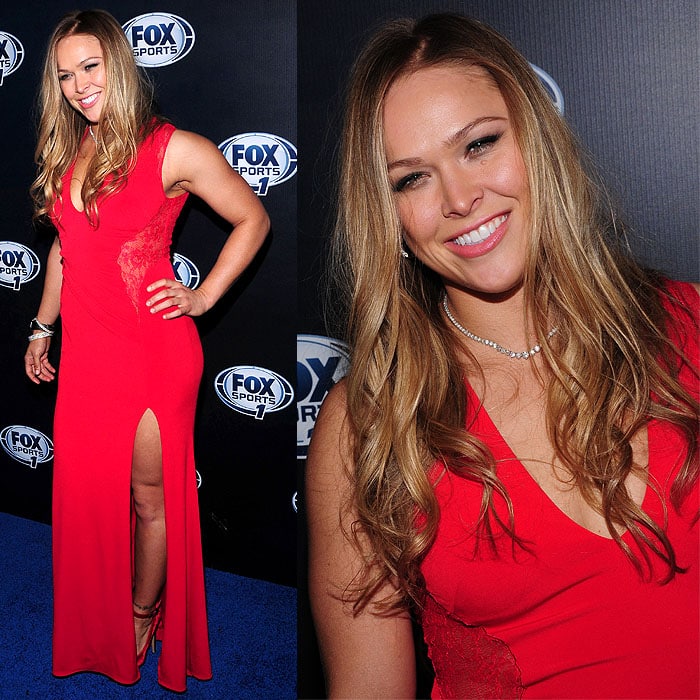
[{"x1": 131, "y1": 409, "x2": 166, "y2": 655}]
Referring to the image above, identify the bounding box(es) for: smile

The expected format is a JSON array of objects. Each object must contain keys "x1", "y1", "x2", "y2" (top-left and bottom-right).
[
  {"x1": 79, "y1": 93, "x2": 100, "y2": 107},
  {"x1": 452, "y1": 214, "x2": 508, "y2": 246}
]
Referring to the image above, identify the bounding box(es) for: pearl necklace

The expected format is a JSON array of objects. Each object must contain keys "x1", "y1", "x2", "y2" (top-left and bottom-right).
[{"x1": 442, "y1": 294, "x2": 557, "y2": 360}]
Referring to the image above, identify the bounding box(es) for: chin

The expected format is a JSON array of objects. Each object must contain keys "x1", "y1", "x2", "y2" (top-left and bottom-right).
[{"x1": 451, "y1": 275, "x2": 524, "y2": 301}]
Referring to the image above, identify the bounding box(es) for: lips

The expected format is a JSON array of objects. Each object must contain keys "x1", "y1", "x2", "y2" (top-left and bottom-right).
[
  {"x1": 452, "y1": 214, "x2": 509, "y2": 246},
  {"x1": 79, "y1": 92, "x2": 100, "y2": 108}
]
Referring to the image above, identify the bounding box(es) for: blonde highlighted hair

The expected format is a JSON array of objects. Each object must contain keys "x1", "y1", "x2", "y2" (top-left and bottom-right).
[
  {"x1": 330, "y1": 14, "x2": 699, "y2": 613},
  {"x1": 31, "y1": 9, "x2": 163, "y2": 227}
]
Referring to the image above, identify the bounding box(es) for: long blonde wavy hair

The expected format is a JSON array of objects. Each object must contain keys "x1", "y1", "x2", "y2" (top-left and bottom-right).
[
  {"x1": 330, "y1": 14, "x2": 699, "y2": 613},
  {"x1": 31, "y1": 9, "x2": 163, "y2": 227}
]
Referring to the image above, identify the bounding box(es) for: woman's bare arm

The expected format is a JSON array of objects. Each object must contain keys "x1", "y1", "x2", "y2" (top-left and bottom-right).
[
  {"x1": 306, "y1": 382, "x2": 416, "y2": 698},
  {"x1": 24, "y1": 236, "x2": 62, "y2": 382}
]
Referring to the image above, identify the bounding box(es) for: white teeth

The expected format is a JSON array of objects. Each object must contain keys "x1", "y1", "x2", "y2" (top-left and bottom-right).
[
  {"x1": 454, "y1": 232, "x2": 473, "y2": 245},
  {"x1": 80, "y1": 93, "x2": 98, "y2": 106},
  {"x1": 453, "y1": 214, "x2": 507, "y2": 246}
]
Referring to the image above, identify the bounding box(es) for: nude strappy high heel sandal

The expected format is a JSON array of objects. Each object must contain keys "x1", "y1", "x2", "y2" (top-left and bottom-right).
[{"x1": 134, "y1": 601, "x2": 161, "y2": 666}]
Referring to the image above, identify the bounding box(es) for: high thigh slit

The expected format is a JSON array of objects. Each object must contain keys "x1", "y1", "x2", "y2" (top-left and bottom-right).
[
  {"x1": 131, "y1": 409, "x2": 166, "y2": 621},
  {"x1": 51, "y1": 123, "x2": 212, "y2": 691}
]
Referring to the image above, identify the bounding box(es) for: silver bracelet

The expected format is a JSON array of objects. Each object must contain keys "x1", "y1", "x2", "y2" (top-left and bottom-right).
[
  {"x1": 28, "y1": 331, "x2": 53, "y2": 342},
  {"x1": 30, "y1": 317, "x2": 56, "y2": 333}
]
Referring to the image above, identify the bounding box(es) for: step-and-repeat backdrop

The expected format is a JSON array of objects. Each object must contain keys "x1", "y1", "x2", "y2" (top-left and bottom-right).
[
  {"x1": 297, "y1": 1, "x2": 699, "y2": 695},
  {"x1": 0, "y1": 0, "x2": 296, "y2": 587}
]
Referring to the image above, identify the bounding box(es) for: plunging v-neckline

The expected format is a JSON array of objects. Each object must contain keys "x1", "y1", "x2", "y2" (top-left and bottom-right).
[
  {"x1": 464, "y1": 382, "x2": 653, "y2": 542},
  {"x1": 68, "y1": 129, "x2": 95, "y2": 213},
  {"x1": 68, "y1": 159, "x2": 86, "y2": 213}
]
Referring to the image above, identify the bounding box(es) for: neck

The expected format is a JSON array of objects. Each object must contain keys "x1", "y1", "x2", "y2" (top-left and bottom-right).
[{"x1": 444, "y1": 283, "x2": 533, "y2": 349}]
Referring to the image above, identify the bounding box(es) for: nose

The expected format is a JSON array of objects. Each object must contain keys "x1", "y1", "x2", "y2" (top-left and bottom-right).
[
  {"x1": 440, "y1": 166, "x2": 482, "y2": 218},
  {"x1": 74, "y1": 73, "x2": 90, "y2": 94}
]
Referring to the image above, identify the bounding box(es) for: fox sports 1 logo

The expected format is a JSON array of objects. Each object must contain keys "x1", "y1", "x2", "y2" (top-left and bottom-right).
[
  {"x1": 172, "y1": 253, "x2": 200, "y2": 289},
  {"x1": 530, "y1": 63, "x2": 564, "y2": 114},
  {"x1": 219, "y1": 133, "x2": 297, "y2": 196},
  {"x1": 122, "y1": 13, "x2": 195, "y2": 67},
  {"x1": 0, "y1": 241, "x2": 40, "y2": 290},
  {"x1": 0, "y1": 31, "x2": 24, "y2": 85},
  {"x1": 1, "y1": 425, "x2": 54, "y2": 469},
  {"x1": 297, "y1": 335, "x2": 350, "y2": 459},
  {"x1": 215, "y1": 365, "x2": 294, "y2": 420}
]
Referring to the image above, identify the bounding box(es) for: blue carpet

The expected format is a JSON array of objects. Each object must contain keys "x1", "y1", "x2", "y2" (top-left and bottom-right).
[{"x1": 0, "y1": 512, "x2": 296, "y2": 698}]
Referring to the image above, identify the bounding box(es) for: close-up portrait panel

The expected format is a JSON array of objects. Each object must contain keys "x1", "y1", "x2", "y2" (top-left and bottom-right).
[
  {"x1": 298, "y1": 1, "x2": 698, "y2": 698},
  {"x1": 0, "y1": 0, "x2": 296, "y2": 696}
]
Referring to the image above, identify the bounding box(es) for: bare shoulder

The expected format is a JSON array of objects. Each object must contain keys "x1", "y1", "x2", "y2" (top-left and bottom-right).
[
  {"x1": 165, "y1": 128, "x2": 222, "y2": 163},
  {"x1": 305, "y1": 379, "x2": 356, "y2": 561},
  {"x1": 162, "y1": 128, "x2": 240, "y2": 196},
  {"x1": 306, "y1": 379, "x2": 352, "y2": 486},
  {"x1": 312, "y1": 379, "x2": 349, "y2": 436},
  {"x1": 690, "y1": 282, "x2": 700, "y2": 296}
]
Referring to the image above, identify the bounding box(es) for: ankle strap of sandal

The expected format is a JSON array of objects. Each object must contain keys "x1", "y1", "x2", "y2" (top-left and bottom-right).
[{"x1": 133, "y1": 602, "x2": 159, "y2": 619}]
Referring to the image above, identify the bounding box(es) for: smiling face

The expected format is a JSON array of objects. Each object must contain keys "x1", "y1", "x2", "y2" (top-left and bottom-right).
[
  {"x1": 384, "y1": 64, "x2": 530, "y2": 300},
  {"x1": 56, "y1": 33, "x2": 106, "y2": 125}
]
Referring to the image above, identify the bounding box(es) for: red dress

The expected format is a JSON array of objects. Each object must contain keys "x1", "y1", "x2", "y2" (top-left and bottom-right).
[
  {"x1": 51, "y1": 123, "x2": 212, "y2": 691},
  {"x1": 421, "y1": 281, "x2": 699, "y2": 699}
]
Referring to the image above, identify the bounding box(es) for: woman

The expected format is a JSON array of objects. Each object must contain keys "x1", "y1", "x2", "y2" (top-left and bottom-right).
[
  {"x1": 306, "y1": 14, "x2": 698, "y2": 699},
  {"x1": 23, "y1": 9, "x2": 269, "y2": 692}
]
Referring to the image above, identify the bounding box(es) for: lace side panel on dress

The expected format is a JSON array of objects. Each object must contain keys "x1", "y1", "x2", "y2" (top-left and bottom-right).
[
  {"x1": 117, "y1": 199, "x2": 181, "y2": 311},
  {"x1": 422, "y1": 594, "x2": 523, "y2": 699}
]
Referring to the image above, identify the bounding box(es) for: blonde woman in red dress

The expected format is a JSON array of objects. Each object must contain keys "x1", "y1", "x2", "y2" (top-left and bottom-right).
[
  {"x1": 307, "y1": 14, "x2": 699, "y2": 699},
  {"x1": 24, "y1": 9, "x2": 269, "y2": 691}
]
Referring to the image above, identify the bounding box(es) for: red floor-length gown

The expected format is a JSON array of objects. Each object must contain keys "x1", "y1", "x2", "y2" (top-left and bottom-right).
[{"x1": 50, "y1": 122, "x2": 212, "y2": 691}]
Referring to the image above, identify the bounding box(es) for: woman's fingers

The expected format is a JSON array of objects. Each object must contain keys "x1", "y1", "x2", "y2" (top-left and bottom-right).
[
  {"x1": 145, "y1": 279, "x2": 207, "y2": 318},
  {"x1": 24, "y1": 343, "x2": 55, "y2": 383}
]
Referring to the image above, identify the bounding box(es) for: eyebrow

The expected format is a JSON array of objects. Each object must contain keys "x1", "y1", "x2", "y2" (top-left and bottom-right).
[
  {"x1": 57, "y1": 56, "x2": 102, "y2": 72},
  {"x1": 387, "y1": 116, "x2": 507, "y2": 171}
]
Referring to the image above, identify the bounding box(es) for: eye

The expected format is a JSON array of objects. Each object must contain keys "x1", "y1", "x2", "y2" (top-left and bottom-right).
[
  {"x1": 393, "y1": 172, "x2": 426, "y2": 193},
  {"x1": 58, "y1": 73, "x2": 71, "y2": 82},
  {"x1": 466, "y1": 133, "x2": 501, "y2": 157},
  {"x1": 85, "y1": 62, "x2": 99, "y2": 72}
]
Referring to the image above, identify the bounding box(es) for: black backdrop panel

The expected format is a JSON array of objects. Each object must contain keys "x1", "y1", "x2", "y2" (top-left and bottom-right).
[
  {"x1": 0, "y1": 0, "x2": 296, "y2": 587},
  {"x1": 297, "y1": 1, "x2": 699, "y2": 696}
]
